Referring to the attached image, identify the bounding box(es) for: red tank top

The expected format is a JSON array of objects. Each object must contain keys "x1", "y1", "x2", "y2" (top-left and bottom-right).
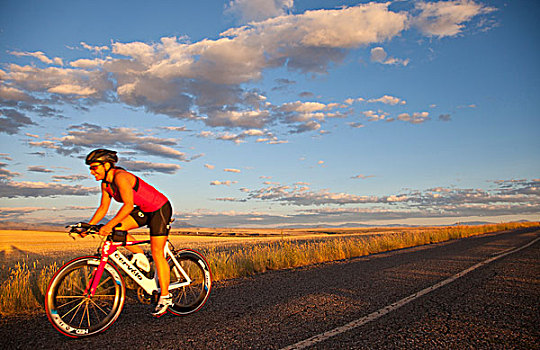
[{"x1": 105, "y1": 171, "x2": 168, "y2": 212}]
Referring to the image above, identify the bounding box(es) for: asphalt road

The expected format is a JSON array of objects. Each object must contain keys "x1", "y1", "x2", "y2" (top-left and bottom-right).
[{"x1": 1, "y1": 227, "x2": 538, "y2": 349}]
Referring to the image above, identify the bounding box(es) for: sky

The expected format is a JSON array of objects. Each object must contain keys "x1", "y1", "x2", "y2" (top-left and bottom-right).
[{"x1": 0, "y1": 0, "x2": 539, "y2": 228}]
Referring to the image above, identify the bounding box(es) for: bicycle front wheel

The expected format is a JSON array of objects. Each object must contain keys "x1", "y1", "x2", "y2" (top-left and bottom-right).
[
  {"x1": 168, "y1": 249, "x2": 212, "y2": 316},
  {"x1": 45, "y1": 257, "x2": 125, "y2": 338}
]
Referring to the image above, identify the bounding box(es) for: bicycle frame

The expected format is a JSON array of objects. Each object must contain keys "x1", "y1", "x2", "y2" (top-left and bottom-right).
[{"x1": 86, "y1": 238, "x2": 192, "y2": 297}]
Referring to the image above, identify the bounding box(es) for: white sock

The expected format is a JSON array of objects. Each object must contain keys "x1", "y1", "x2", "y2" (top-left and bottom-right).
[{"x1": 159, "y1": 294, "x2": 172, "y2": 303}]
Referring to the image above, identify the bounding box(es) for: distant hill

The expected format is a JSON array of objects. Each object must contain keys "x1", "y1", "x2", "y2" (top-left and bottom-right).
[
  {"x1": 277, "y1": 221, "x2": 534, "y2": 229},
  {"x1": 278, "y1": 223, "x2": 419, "y2": 229},
  {"x1": 172, "y1": 221, "x2": 195, "y2": 228},
  {"x1": 450, "y1": 221, "x2": 495, "y2": 226}
]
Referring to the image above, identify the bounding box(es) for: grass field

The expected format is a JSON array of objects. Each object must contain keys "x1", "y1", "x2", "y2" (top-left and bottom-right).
[{"x1": 0, "y1": 222, "x2": 537, "y2": 315}]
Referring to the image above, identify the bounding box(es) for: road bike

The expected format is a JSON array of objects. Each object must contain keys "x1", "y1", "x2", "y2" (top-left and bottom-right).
[{"x1": 45, "y1": 224, "x2": 212, "y2": 338}]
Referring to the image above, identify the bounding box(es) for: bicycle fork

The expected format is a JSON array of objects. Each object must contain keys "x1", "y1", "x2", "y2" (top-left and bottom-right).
[{"x1": 85, "y1": 241, "x2": 117, "y2": 297}]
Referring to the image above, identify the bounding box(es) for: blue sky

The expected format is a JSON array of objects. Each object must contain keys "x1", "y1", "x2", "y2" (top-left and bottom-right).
[{"x1": 0, "y1": 0, "x2": 538, "y2": 227}]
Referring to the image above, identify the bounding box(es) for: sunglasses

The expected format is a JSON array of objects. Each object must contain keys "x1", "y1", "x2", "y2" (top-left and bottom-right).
[{"x1": 89, "y1": 164, "x2": 102, "y2": 171}]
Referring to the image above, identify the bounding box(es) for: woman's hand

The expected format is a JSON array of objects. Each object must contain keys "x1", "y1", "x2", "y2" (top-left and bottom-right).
[{"x1": 99, "y1": 224, "x2": 113, "y2": 236}]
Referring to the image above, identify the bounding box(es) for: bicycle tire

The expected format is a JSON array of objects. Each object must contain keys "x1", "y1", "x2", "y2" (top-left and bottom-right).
[
  {"x1": 45, "y1": 256, "x2": 125, "y2": 338},
  {"x1": 168, "y1": 249, "x2": 212, "y2": 316}
]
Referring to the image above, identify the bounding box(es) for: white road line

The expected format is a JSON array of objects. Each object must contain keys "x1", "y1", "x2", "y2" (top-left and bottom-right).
[{"x1": 281, "y1": 235, "x2": 540, "y2": 350}]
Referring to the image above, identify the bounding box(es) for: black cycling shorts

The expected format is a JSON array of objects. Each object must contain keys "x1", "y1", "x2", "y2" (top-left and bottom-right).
[{"x1": 129, "y1": 201, "x2": 172, "y2": 236}]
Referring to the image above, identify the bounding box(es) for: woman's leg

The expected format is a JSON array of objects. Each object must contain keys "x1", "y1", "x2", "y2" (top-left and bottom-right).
[
  {"x1": 117, "y1": 215, "x2": 144, "y2": 255},
  {"x1": 151, "y1": 235, "x2": 170, "y2": 296}
]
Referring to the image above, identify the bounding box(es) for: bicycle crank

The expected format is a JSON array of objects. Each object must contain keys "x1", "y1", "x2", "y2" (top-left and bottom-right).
[{"x1": 136, "y1": 287, "x2": 159, "y2": 304}]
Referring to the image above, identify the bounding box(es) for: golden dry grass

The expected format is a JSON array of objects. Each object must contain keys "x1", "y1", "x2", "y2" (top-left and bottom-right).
[{"x1": 0, "y1": 222, "x2": 538, "y2": 315}]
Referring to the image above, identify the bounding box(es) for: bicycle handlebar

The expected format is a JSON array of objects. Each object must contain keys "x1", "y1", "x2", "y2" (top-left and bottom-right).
[
  {"x1": 66, "y1": 223, "x2": 129, "y2": 244},
  {"x1": 66, "y1": 223, "x2": 103, "y2": 234}
]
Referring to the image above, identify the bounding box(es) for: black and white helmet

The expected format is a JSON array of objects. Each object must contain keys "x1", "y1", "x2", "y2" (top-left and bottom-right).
[{"x1": 85, "y1": 149, "x2": 118, "y2": 165}]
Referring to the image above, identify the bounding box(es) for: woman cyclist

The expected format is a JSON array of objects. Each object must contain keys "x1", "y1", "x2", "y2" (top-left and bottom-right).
[{"x1": 82, "y1": 148, "x2": 173, "y2": 317}]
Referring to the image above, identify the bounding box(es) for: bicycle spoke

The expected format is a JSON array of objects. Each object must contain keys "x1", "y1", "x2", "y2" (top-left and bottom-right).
[
  {"x1": 55, "y1": 296, "x2": 84, "y2": 310},
  {"x1": 85, "y1": 303, "x2": 91, "y2": 329},
  {"x1": 95, "y1": 275, "x2": 113, "y2": 291},
  {"x1": 66, "y1": 299, "x2": 86, "y2": 324},
  {"x1": 87, "y1": 296, "x2": 112, "y2": 316},
  {"x1": 89, "y1": 300, "x2": 105, "y2": 325}
]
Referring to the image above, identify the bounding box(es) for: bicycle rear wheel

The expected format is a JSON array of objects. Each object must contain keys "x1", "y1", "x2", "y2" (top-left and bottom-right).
[
  {"x1": 45, "y1": 257, "x2": 125, "y2": 337},
  {"x1": 168, "y1": 249, "x2": 212, "y2": 316}
]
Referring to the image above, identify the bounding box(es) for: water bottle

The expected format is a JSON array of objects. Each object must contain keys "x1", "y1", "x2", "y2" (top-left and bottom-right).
[{"x1": 130, "y1": 252, "x2": 150, "y2": 273}]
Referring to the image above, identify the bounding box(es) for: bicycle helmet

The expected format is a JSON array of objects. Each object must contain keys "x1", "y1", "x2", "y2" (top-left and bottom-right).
[{"x1": 85, "y1": 149, "x2": 118, "y2": 165}]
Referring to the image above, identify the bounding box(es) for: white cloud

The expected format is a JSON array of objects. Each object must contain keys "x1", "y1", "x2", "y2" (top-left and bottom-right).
[
  {"x1": 348, "y1": 122, "x2": 365, "y2": 129},
  {"x1": 0, "y1": 162, "x2": 20, "y2": 180},
  {"x1": 367, "y1": 95, "x2": 406, "y2": 105},
  {"x1": 0, "y1": 180, "x2": 98, "y2": 198},
  {"x1": 80, "y1": 41, "x2": 109, "y2": 54},
  {"x1": 120, "y1": 160, "x2": 181, "y2": 174},
  {"x1": 27, "y1": 123, "x2": 189, "y2": 161},
  {"x1": 414, "y1": 0, "x2": 496, "y2": 38},
  {"x1": 210, "y1": 180, "x2": 238, "y2": 186},
  {"x1": 225, "y1": 0, "x2": 294, "y2": 23},
  {"x1": 52, "y1": 174, "x2": 87, "y2": 182},
  {"x1": 352, "y1": 174, "x2": 375, "y2": 180},
  {"x1": 70, "y1": 58, "x2": 108, "y2": 69},
  {"x1": 224, "y1": 168, "x2": 241, "y2": 173},
  {"x1": 27, "y1": 166, "x2": 53, "y2": 173},
  {"x1": 9, "y1": 51, "x2": 63, "y2": 66},
  {"x1": 0, "y1": 108, "x2": 35, "y2": 134},
  {"x1": 363, "y1": 110, "x2": 389, "y2": 122},
  {"x1": 47, "y1": 84, "x2": 97, "y2": 96},
  {"x1": 1, "y1": 2, "x2": 489, "y2": 138},
  {"x1": 0, "y1": 85, "x2": 33, "y2": 102},
  {"x1": 279, "y1": 101, "x2": 327, "y2": 113},
  {"x1": 398, "y1": 112, "x2": 430, "y2": 124},
  {"x1": 199, "y1": 129, "x2": 284, "y2": 144},
  {"x1": 370, "y1": 47, "x2": 409, "y2": 66}
]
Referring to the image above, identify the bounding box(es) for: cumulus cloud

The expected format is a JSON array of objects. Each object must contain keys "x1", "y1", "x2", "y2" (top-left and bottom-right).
[
  {"x1": 367, "y1": 95, "x2": 406, "y2": 105},
  {"x1": 120, "y1": 160, "x2": 181, "y2": 174},
  {"x1": 224, "y1": 168, "x2": 241, "y2": 173},
  {"x1": 398, "y1": 112, "x2": 430, "y2": 124},
  {"x1": 0, "y1": 162, "x2": 20, "y2": 180},
  {"x1": 198, "y1": 129, "x2": 285, "y2": 144},
  {"x1": 352, "y1": 174, "x2": 375, "y2": 180},
  {"x1": 225, "y1": 0, "x2": 294, "y2": 23},
  {"x1": 0, "y1": 180, "x2": 98, "y2": 198},
  {"x1": 210, "y1": 180, "x2": 238, "y2": 186},
  {"x1": 52, "y1": 174, "x2": 87, "y2": 182},
  {"x1": 170, "y1": 179, "x2": 533, "y2": 226},
  {"x1": 0, "y1": 1, "x2": 496, "y2": 142},
  {"x1": 348, "y1": 122, "x2": 365, "y2": 129},
  {"x1": 198, "y1": 178, "x2": 540, "y2": 226},
  {"x1": 9, "y1": 50, "x2": 63, "y2": 66},
  {"x1": 0, "y1": 108, "x2": 35, "y2": 134},
  {"x1": 439, "y1": 114, "x2": 452, "y2": 121},
  {"x1": 28, "y1": 123, "x2": 189, "y2": 161},
  {"x1": 363, "y1": 110, "x2": 389, "y2": 122},
  {"x1": 28, "y1": 166, "x2": 53, "y2": 173},
  {"x1": 2, "y1": 2, "x2": 412, "y2": 136},
  {"x1": 413, "y1": 0, "x2": 496, "y2": 38},
  {"x1": 370, "y1": 47, "x2": 409, "y2": 66},
  {"x1": 0, "y1": 206, "x2": 51, "y2": 219},
  {"x1": 80, "y1": 41, "x2": 109, "y2": 54}
]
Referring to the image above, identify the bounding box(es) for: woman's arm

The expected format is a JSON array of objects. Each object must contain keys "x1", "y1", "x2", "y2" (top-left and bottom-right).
[{"x1": 89, "y1": 182, "x2": 112, "y2": 225}]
